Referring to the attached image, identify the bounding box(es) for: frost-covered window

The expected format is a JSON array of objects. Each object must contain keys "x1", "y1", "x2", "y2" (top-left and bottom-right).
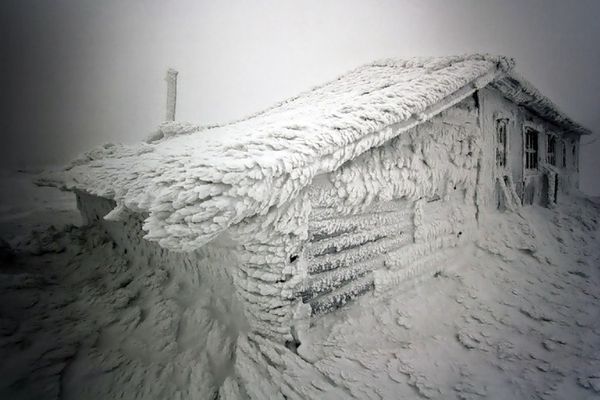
[
  {"x1": 561, "y1": 140, "x2": 567, "y2": 168},
  {"x1": 546, "y1": 135, "x2": 556, "y2": 166},
  {"x1": 496, "y1": 118, "x2": 508, "y2": 167},
  {"x1": 524, "y1": 127, "x2": 538, "y2": 170}
]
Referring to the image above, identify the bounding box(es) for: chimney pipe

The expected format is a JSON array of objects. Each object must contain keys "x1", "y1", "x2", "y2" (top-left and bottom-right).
[{"x1": 165, "y1": 68, "x2": 178, "y2": 121}]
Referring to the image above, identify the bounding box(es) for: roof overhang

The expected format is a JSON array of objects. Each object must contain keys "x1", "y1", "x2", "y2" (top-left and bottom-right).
[{"x1": 490, "y1": 74, "x2": 592, "y2": 136}]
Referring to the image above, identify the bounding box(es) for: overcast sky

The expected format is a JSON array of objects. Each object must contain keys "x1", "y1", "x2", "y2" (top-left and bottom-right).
[{"x1": 1, "y1": 0, "x2": 599, "y2": 194}]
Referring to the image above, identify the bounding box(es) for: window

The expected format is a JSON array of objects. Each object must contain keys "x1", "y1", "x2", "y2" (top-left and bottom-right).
[
  {"x1": 561, "y1": 140, "x2": 567, "y2": 168},
  {"x1": 572, "y1": 140, "x2": 578, "y2": 169},
  {"x1": 524, "y1": 127, "x2": 538, "y2": 170},
  {"x1": 496, "y1": 119, "x2": 508, "y2": 167},
  {"x1": 546, "y1": 135, "x2": 556, "y2": 166}
]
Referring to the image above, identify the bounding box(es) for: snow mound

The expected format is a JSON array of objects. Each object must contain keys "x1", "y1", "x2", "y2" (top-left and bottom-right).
[{"x1": 1, "y1": 190, "x2": 599, "y2": 399}]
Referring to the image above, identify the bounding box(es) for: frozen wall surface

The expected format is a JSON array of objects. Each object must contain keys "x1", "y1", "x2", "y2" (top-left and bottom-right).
[
  {"x1": 301, "y1": 97, "x2": 479, "y2": 314},
  {"x1": 478, "y1": 87, "x2": 582, "y2": 210}
]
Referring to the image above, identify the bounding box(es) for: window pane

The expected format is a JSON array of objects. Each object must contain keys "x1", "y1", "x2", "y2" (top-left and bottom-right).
[
  {"x1": 496, "y1": 119, "x2": 508, "y2": 167},
  {"x1": 524, "y1": 128, "x2": 539, "y2": 170}
]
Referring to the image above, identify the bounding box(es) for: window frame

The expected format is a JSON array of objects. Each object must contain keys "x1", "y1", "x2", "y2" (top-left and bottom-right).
[
  {"x1": 495, "y1": 117, "x2": 509, "y2": 169},
  {"x1": 546, "y1": 133, "x2": 556, "y2": 166},
  {"x1": 523, "y1": 123, "x2": 541, "y2": 174}
]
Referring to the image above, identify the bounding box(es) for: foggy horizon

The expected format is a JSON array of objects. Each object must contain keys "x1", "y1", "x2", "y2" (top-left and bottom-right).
[{"x1": 1, "y1": 0, "x2": 599, "y2": 195}]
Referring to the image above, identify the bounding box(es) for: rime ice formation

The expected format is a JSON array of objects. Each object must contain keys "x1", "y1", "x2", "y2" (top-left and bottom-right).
[
  {"x1": 46, "y1": 55, "x2": 587, "y2": 251},
  {"x1": 40, "y1": 54, "x2": 591, "y2": 345},
  {"x1": 301, "y1": 98, "x2": 480, "y2": 314},
  {"x1": 48, "y1": 55, "x2": 514, "y2": 251}
]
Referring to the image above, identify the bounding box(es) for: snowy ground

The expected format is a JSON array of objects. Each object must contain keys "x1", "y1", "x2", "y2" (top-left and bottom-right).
[
  {"x1": 0, "y1": 169, "x2": 80, "y2": 243},
  {"x1": 0, "y1": 171, "x2": 599, "y2": 399}
]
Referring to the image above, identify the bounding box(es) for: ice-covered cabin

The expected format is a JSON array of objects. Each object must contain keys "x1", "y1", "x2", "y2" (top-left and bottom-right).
[{"x1": 55, "y1": 55, "x2": 591, "y2": 344}]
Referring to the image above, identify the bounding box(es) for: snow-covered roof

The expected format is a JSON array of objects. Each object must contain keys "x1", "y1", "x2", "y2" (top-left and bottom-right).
[{"x1": 51, "y1": 54, "x2": 590, "y2": 251}]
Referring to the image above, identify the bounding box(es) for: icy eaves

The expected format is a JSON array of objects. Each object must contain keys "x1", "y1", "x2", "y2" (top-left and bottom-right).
[{"x1": 491, "y1": 74, "x2": 591, "y2": 136}]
